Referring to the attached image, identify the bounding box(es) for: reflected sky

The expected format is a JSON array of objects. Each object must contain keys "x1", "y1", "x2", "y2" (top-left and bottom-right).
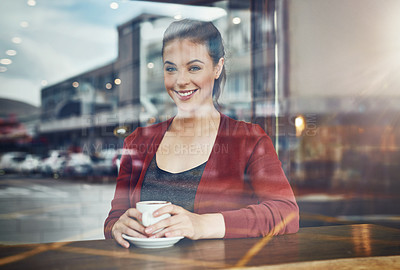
[{"x1": 0, "y1": 0, "x2": 226, "y2": 107}]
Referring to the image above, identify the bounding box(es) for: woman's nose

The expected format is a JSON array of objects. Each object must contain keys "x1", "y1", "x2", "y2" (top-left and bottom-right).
[{"x1": 176, "y1": 71, "x2": 190, "y2": 86}]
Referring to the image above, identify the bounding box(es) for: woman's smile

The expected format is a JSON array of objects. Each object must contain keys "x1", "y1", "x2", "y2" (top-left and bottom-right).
[{"x1": 174, "y1": 89, "x2": 198, "y2": 100}]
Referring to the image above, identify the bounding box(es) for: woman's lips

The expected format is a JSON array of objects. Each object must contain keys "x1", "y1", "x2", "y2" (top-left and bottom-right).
[{"x1": 174, "y1": 89, "x2": 198, "y2": 100}]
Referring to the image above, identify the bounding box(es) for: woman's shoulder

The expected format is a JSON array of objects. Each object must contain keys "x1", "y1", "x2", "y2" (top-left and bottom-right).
[{"x1": 220, "y1": 113, "x2": 267, "y2": 137}]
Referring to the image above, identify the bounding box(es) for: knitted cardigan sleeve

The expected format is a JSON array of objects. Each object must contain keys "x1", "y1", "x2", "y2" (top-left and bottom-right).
[
  {"x1": 104, "y1": 130, "x2": 141, "y2": 239},
  {"x1": 221, "y1": 125, "x2": 299, "y2": 238}
]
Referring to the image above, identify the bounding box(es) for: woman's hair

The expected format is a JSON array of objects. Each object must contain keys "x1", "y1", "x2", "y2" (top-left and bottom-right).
[{"x1": 162, "y1": 19, "x2": 226, "y2": 104}]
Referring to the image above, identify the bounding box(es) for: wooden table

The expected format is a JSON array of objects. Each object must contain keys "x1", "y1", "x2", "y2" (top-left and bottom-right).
[{"x1": 0, "y1": 224, "x2": 399, "y2": 269}]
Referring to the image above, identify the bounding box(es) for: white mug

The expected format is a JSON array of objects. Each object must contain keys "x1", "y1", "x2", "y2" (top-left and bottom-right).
[{"x1": 136, "y1": 201, "x2": 171, "y2": 231}]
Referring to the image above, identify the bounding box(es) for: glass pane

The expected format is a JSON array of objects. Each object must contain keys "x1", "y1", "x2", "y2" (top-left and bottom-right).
[
  {"x1": 0, "y1": 0, "x2": 251, "y2": 244},
  {"x1": 285, "y1": 0, "x2": 400, "y2": 229}
]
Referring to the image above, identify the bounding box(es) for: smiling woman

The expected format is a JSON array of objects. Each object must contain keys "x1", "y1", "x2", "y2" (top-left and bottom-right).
[
  {"x1": 104, "y1": 19, "x2": 299, "y2": 249},
  {"x1": 163, "y1": 39, "x2": 223, "y2": 113}
]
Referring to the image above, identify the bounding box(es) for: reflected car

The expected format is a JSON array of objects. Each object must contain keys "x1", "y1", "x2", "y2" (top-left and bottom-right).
[
  {"x1": 0, "y1": 152, "x2": 27, "y2": 174},
  {"x1": 39, "y1": 150, "x2": 68, "y2": 177},
  {"x1": 20, "y1": 154, "x2": 42, "y2": 175},
  {"x1": 91, "y1": 149, "x2": 123, "y2": 177},
  {"x1": 63, "y1": 153, "x2": 93, "y2": 178}
]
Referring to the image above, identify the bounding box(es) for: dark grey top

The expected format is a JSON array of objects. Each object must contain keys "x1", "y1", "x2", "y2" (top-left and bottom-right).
[{"x1": 140, "y1": 155, "x2": 206, "y2": 212}]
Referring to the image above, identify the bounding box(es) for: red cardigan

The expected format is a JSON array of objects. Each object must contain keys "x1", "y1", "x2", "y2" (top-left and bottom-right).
[{"x1": 104, "y1": 113, "x2": 299, "y2": 239}]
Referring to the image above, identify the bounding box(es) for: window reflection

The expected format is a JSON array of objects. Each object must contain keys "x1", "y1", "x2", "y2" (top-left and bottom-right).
[{"x1": 0, "y1": 0, "x2": 399, "y2": 245}]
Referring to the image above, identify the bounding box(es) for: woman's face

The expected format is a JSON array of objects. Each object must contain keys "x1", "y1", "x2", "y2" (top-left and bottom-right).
[{"x1": 163, "y1": 39, "x2": 223, "y2": 114}]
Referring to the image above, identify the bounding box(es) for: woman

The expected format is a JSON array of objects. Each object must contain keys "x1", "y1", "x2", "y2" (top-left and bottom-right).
[{"x1": 104, "y1": 19, "x2": 299, "y2": 248}]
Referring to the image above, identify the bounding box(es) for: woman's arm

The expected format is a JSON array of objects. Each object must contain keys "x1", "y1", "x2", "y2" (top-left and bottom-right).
[
  {"x1": 104, "y1": 130, "x2": 144, "y2": 240},
  {"x1": 103, "y1": 146, "x2": 133, "y2": 239},
  {"x1": 221, "y1": 129, "x2": 299, "y2": 238}
]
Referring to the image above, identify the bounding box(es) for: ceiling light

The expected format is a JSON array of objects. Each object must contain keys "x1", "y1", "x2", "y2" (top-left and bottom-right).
[
  {"x1": 0, "y1": 59, "x2": 12, "y2": 65},
  {"x1": 6, "y1": 50, "x2": 17, "y2": 56},
  {"x1": 110, "y1": 2, "x2": 119, "y2": 9},
  {"x1": 113, "y1": 126, "x2": 130, "y2": 138},
  {"x1": 20, "y1": 21, "x2": 29, "y2": 28},
  {"x1": 232, "y1": 17, "x2": 241, "y2": 25},
  {"x1": 12, "y1": 37, "x2": 22, "y2": 44},
  {"x1": 27, "y1": 0, "x2": 36, "y2": 7}
]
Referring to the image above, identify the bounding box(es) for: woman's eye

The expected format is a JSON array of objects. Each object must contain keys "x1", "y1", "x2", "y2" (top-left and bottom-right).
[
  {"x1": 165, "y1": 66, "x2": 177, "y2": 72},
  {"x1": 189, "y1": 66, "x2": 201, "y2": 72}
]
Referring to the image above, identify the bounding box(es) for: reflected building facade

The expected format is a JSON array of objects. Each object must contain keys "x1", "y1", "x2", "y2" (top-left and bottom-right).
[
  {"x1": 3, "y1": 0, "x2": 400, "y2": 236},
  {"x1": 39, "y1": 0, "x2": 400, "y2": 197},
  {"x1": 40, "y1": 9, "x2": 252, "y2": 154}
]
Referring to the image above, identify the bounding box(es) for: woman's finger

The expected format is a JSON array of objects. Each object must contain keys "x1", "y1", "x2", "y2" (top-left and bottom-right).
[
  {"x1": 153, "y1": 204, "x2": 184, "y2": 217},
  {"x1": 122, "y1": 224, "x2": 147, "y2": 238},
  {"x1": 112, "y1": 208, "x2": 148, "y2": 246},
  {"x1": 120, "y1": 215, "x2": 146, "y2": 235},
  {"x1": 113, "y1": 231, "x2": 130, "y2": 248},
  {"x1": 146, "y1": 213, "x2": 193, "y2": 238},
  {"x1": 144, "y1": 213, "x2": 179, "y2": 236},
  {"x1": 126, "y1": 208, "x2": 142, "y2": 221}
]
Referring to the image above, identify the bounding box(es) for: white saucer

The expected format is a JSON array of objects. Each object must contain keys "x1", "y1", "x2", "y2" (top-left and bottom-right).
[{"x1": 122, "y1": 234, "x2": 184, "y2": 249}]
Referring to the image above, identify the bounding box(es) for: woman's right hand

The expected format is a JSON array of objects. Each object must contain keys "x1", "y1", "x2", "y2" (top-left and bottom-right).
[{"x1": 111, "y1": 208, "x2": 147, "y2": 248}]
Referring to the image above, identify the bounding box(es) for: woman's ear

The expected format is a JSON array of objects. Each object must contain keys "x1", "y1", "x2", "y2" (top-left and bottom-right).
[{"x1": 215, "y1": 57, "x2": 224, "y2": 79}]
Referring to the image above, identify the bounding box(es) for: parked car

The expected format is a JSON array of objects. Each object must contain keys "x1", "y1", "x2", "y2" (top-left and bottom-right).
[
  {"x1": 0, "y1": 152, "x2": 27, "y2": 174},
  {"x1": 20, "y1": 154, "x2": 42, "y2": 175},
  {"x1": 39, "y1": 150, "x2": 68, "y2": 177},
  {"x1": 91, "y1": 149, "x2": 123, "y2": 177},
  {"x1": 62, "y1": 153, "x2": 93, "y2": 178}
]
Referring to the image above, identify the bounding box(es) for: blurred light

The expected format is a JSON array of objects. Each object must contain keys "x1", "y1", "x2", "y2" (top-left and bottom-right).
[
  {"x1": 116, "y1": 128, "x2": 126, "y2": 135},
  {"x1": 295, "y1": 116, "x2": 304, "y2": 127},
  {"x1": 0, "y1": 59, "x2": 12, "y2": 65},
  {"x1": 105, "y1": 83, "x2": 112, "y2": 89},
  {"x1": 0, "y1": 67, "x2": 7, "y2": 73},
  {"x1": 12, "y1": 37, "x2": 22, "y2": 44},
  {"x1": 110, "y1": 2, "x2": 119, "y2": 9},
  {"x1": 147, "y1": 62, "x2": 154, "y2": 69},
  {"x1": 72, "y1": 81, "x2": 79, "y2": 88},
  {"x1": 147, "y1": 117, "x2": 156, "y2": 125},
  {"x1": 232, "y1": 17, "x2": 241, "y2": 25},
  {"x1": 6, "y1": 50, "x2": 17, "y2": 56},
  {"x1": 41, "y1": 80, "x2": 48, "y2": 86},
  {"x1": 113, "y1": 126, "x2": 130, "y2": 138},
  {"x1": 295, "y1": 115, "x2": 306, "y2": 137},
  {"x1": 114, "y1": 78, "x2": 121, "y2": 85},
  {"x1": 174, "y1": 14, "x2": 182, "y2": 20},
  {"x1": 27, "y1": 0, "x2": 36, "y2": 7},
  {"x1": 20, "y1": 21, "x2": 29, "y2": 28}
]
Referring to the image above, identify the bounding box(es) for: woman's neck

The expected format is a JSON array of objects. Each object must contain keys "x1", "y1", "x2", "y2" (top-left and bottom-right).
[{"x1": 171, "y1": 107, "x2": 220, "y2": 136}]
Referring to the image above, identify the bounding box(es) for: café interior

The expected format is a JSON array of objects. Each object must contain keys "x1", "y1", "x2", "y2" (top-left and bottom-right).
[{"x1": 0, "y1": 0, "x2": 399, "y2": 269}]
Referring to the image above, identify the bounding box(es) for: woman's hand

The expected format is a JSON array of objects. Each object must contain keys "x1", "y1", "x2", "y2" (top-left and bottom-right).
[
  {"x1": 143, "y1": 204, "x2": 225, "y2": 240},
  {"x1": 112, "y1": 208, "x2": 147, "y2": 248}
]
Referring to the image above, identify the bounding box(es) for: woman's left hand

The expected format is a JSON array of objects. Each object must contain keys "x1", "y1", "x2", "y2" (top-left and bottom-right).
[{"x1": 143, "y1": 204, "x2": 225, "y2": 240}]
